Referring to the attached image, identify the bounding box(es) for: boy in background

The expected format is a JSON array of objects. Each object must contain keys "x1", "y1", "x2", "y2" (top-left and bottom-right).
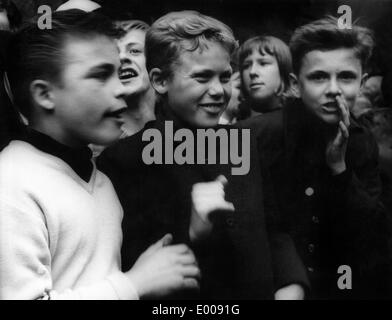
[{"x1": 244, "y1": 16, "x2": 392, "y2": 298}]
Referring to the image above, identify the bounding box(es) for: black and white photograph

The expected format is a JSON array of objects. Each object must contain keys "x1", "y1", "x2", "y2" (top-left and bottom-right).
[{"x1": 0, "y1": 0, "x2": 391, "y2": 305}]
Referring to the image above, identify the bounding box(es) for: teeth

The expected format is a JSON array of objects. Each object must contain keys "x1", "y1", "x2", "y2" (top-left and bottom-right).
[{"x1": 119, "y1": 70, "x2": 137, "y2": 78}]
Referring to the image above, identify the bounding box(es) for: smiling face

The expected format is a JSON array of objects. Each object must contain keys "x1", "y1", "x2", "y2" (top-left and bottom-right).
[
  {"x1": 159, "y1": 41, "x2": 232, "y2": 128},
  {"x1": 295, "y1": 48, "x2": 364, "y2": 125},
  {"x1": 50, "y1": 35, "x2": 127, "y2": 146},
  {"x1": 117, "y1": 29, "x2": 151, "y2": 96},
  {"x1": 241, "y1": 49, "x2": 282, "y2": 107}
]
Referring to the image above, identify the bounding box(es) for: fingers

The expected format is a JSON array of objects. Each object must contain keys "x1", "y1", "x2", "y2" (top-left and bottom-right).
[
  {"x1": 339, "y1": 121, "x2": 349, "y2": 140},
  {"x1": 182, "y1": 278, "x2": 200, "y2": 290},
  {"x1": 180, "y1": 265, "x2": 201, "y2": 279},
  {"x1": 146, "y1": 233, "x2": 173, "y2": 253},
  {"x1": 175, "y1": 252, "x2": 198, "y2": 266},
  {"x1": 334, "y1": 121, "x2": 349, "y2": 146},
  {"x1": 215, "y1": 175, "x2": 228, "y2": 187},
  {"x1": 336, "y1": 95, "x2": 350, "y2": 128},
  {"x1": 161, "y1": 233, "x2": 173, "y2": 247}
]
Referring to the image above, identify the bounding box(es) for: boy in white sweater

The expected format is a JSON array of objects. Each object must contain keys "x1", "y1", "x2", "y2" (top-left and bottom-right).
[{"x1": 0, "y1": 9, "x2": 200, "y2": 300}]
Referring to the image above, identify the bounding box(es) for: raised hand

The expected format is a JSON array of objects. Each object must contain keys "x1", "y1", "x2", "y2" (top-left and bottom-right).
[
  {"x1": 126, "y1": 234, "x2": 200, "y2": 298},
  {"x1": 189, "y1": 175, "x2": 235, "y2": 242},
  {"x1": 325, "y1": 94, "x2": 350, "y2": 175}
]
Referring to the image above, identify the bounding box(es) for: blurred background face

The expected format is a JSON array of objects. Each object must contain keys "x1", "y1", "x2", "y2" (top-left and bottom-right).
[
  {"x1": 117, "y1": 29, "x2": 151, "y2": 97},
  {"x1": 0, "y1": 8, "x2": 9, "y2": 30},
  {"x1": 242, "y1": 49, "x2": 281, "y2": 105},
  {"x1": 296, "y1": 48, "x2": 364, "y2": 125},
  {"x1": 162, "y1": 41, "x2": 232, "y2": 128},
  {"x1": 222, "y1": 71, "x2": 242, "y2": 121}
]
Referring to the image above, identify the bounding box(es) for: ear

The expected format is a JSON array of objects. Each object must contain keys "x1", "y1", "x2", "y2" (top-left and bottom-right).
[
  {"x1": 289, "y1": 73, "x2": 301, "y2": 98},
  {"x1": 360, "y1": 72, "x2": 369, "y2": 90},
  {"x1": 29, "y1": 80, "x2": 55, "y2": 112},
  {"x1": 149, "y1": 68, "x2": 169, "y2": 95}
]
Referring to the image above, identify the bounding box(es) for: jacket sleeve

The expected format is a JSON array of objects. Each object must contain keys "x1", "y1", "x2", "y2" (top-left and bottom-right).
[{"x1": 326, "y1": 128, "x2": 392, "y2": 294}]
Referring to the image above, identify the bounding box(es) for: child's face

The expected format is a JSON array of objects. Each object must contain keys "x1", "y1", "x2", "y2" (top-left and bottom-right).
[
  {"x1": 162, "y1": 41, "x2": 232, "y2": 128},
  {"x1": 51, "y1": 36, "x2": 127, "y2": 146},
  {"x1": 225, "y1": 71, "x2": 242, "y2": 119},
  {"x1": 296, "y1": 48, "x2": 364, "y2": 125},
  {"x1": 241, "y1": 49, "x2": 282, "y2": 104},
  {"x1": 117, "y1": 29, "x2": 151, "y2": 96}
]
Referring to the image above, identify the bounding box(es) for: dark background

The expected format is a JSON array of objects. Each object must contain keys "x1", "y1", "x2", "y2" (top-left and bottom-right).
[{"x1": 10, "y1": 0, "x2": 392, "y2": 73}]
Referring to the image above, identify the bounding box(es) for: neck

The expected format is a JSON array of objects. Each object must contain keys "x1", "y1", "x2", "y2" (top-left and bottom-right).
[
  {"x1": 122, "y1": 88, "x2": 156, "y2": 135},
  {"x1": 262, "y1": 95, "x2": 282, "y2": 112},
  {"x1": 30, "y1": 118, "x2": 85, "y2": 148}
]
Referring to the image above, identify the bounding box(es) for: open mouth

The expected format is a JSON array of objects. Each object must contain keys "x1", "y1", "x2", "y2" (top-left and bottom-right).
[
  {"x1": 322, "y1": 101, "x2": 339, "y2": 113},
  {"x1": 199, "y1": 103, "x2": 225, "y2": 115},
  {"x1": 104, "y1": 107, "x2": 126, "y2": 119},
  {"x1": 119, "y1": 67, "x2": 138, "y2": 82}
]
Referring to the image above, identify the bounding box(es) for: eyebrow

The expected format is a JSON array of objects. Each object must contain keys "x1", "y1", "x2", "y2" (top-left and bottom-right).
[{"x1": 85, "y1": 63, "x2": 117, "y2": 76}]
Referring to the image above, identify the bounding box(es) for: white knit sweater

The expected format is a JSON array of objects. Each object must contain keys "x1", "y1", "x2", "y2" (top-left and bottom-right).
[{"x1": 0, "y1": 141, "x2": 138, "y2": 300}]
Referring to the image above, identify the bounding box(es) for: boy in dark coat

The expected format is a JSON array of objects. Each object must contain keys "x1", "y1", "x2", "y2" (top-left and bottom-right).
[{"x1": 242, "y1": 16, "x2": 392, "y2": 299}]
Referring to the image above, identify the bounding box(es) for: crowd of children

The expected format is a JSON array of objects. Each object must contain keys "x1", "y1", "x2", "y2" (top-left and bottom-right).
[{"x1": 0, "y1": 0, "x2": 391, "y2": 300}]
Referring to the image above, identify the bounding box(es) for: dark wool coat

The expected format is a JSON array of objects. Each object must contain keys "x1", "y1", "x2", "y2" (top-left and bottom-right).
[
  {"x1": 241, "y1": 99, "x2": 392, "y2": 299},
  {"x1": 98, "y1": 115, "x2": 309, "y2": 300}
]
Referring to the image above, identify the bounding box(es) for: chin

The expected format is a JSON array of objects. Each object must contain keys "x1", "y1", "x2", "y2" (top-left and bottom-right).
[
  {"x1": 94, "y1": 132, "x2": 122, "y2": 146},
  {"x1": 319, "y1": 114, "x2": 340, "y2": 125}
]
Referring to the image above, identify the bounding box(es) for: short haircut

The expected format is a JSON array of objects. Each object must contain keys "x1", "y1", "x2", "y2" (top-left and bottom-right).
[
  {"x1": 290, "y1": 16, "x2": 374, "y2": 75},
  {"x1": 6, "y1": 9, "x2": 118, "y2": 119},
  {"x1": 238, "y1": 35, "x2": 292, "y2": 95},
  {"x1": 145, "y1": 10, "x2": 238, "y2": 79},
  {"x1": 115, "y1": 19, "x2": 149, "y2": 39}
]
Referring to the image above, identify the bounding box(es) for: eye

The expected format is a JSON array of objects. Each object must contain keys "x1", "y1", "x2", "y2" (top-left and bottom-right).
[
  {"x1": 242, "y1": 61, "x2": 251, "y2": 70},
  {"x1": 339, "y1": 71, "x2": 358, "y2": 81},
  {"x1": 258, "y1": 60, "x2": 269, "y2": 66},
  {"x1": 221, "y1": 72, "x2": 232, "y2": 84},
  {"x1": 91, "y1": 71, "x2": 111, "y2": 81},
  {"x1": 129, "y1": 48, "x2": 143, "y2": 55},
  {"x1": 307, "y1": 72, "x2": 328, "y2": 82}
]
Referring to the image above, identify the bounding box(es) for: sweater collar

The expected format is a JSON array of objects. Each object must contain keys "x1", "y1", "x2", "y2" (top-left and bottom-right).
[{"x1": 20, "y1": 128, "x2": 93, "y2": 182}]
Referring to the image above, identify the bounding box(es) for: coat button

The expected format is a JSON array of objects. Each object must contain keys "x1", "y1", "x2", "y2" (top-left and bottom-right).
[
  {"x1": 307, "y1": 266, "x2": 314, "y2": 273},
  {"x1": 305, "y1": 187, "x2": 314, "y2": 196},
  {"x1": 308, "y1": 243, "x2": 315, "y2": 253},
  {"x1": 226, "y1": 218, "x2": 235, "y2": 227},
  {"x1": 312, "y1": 216, "x2": 320, "y2": 224}
]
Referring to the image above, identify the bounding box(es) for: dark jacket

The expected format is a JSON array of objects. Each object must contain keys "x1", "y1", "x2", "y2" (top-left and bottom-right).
[
  {"x1": 241, "y1": 99, "x2": 392, "y2": 299},
  {"x1": 97, "y1": 115, "x2": 308, "y2": 300}
]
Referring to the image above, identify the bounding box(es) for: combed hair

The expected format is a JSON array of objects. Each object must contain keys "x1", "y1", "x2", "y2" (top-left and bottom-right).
[
  {"x1": 6, "y1": 9, "x2": 118, "y2": 119},
  {"x1": 145, "y1": 10, "x2": 238, "y2": 79},
  {"x1": 238, "y1": 35, "x2": 292, "y2": 96},
  {"x1": 115, "y1": 19, "x2": 150, "y2": 39},
  {"x1": 290, "y1": 16, "x2": 374, "y2": 75}
]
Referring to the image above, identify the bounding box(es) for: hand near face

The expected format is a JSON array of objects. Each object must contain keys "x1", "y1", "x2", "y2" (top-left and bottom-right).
[
  {"x1": 325, "y1": 95, "x2": 350, "y2": 175},
  {"x1": 189, "y1": 175, "x2": 235, "y2": 242},
  {"x1": 126, "y1": 234, "x2": 201, "y2": 298}
]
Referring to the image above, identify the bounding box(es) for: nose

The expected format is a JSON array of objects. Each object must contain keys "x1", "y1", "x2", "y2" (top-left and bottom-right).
[
  {"x1": 326, "y1": 77, "x2": 341, "y2": 97},
  {"x1": 208, "y1": 78, "x2": 225, "y2": 98},
  {"x1": 249, "y1": 63, "x2": 258, "y2": 79},
  {"x1": 119, "y1": 49, "x2": 131, "y2": 64}
]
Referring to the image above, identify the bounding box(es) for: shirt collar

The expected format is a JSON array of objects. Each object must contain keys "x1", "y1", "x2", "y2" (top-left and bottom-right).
[{"x1": 20, "y1": 128, "x2": 93, "y2": 182}]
